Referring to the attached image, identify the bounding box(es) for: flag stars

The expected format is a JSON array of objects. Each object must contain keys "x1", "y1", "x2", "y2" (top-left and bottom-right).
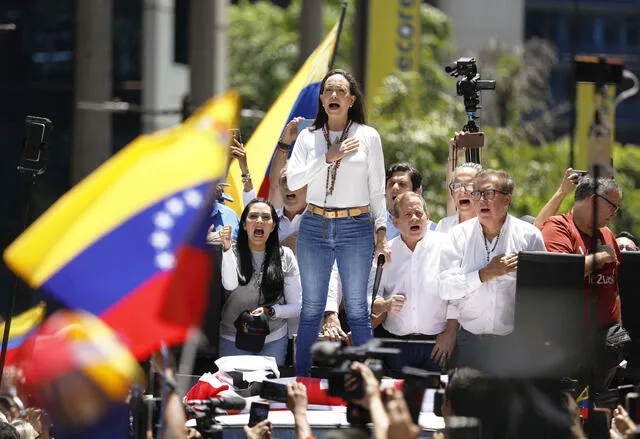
[
  {"x1": 183, "y1": 189, "x2": 203, "y2": 208},
  {"x1": 155, "y1": 252, "x2": 176, "y2": 270},
  {"x1": 154, "y1": 212, "x2": 174, "y2": 229},
  {"x1": 149, "y1": 231, "x2": 171, "y2": 249},
  {"x1": 165, "y1": 198, "x2": 185, "y2": 216}
]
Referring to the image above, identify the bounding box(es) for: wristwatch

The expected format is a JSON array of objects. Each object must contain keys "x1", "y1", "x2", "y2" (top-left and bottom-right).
[{"x1": 265, "y1": 306, "x2": 276, "y2": 318}]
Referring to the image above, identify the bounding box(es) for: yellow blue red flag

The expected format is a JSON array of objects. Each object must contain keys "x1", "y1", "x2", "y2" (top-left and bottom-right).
[
  {"x1": 0, "y1": 302, "x2": 45, "y2": 364},
  {"x1": 3, "y1": 92, "x2": 239, "y2": 360},
  {"x1": 226, "y1": 23, "x2": 339, "y2": 213}
]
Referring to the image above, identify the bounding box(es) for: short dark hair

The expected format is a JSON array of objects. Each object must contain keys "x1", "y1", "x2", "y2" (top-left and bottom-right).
[
  {"x1": 313, "y1": 69, "x2": 366, "y2": 129},
  {"x1": 386, "y1": 162, "x2": 422, "y2": 191},
  {"x1": 574, "y1": 175, "x2": 620, "y2": 202},
  {"x1": 0, "y1": 423, "x2": 19, "y2": 439},
  {"x1": 445, "y1": 368, "x2": 488, "y2": 417},
  {"x1": 474, "y1": 169, "x2": 515, "y2": 194}
]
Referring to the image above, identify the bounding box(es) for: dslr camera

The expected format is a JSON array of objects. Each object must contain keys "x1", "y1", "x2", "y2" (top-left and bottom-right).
[{"x1": 311, "y1": 339, "x2": 399, "y2": 400}]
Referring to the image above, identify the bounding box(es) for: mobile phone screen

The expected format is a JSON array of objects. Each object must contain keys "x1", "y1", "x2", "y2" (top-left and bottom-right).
[
  {"x1": 259, "y1": 381, "x2": 288, "y2": 403},
  {"x1": 297, "y1": 118, "x2": 314, "y2": 134},
  {"x1": 248, "y1": 402, "x2": 269, "y2": 427}
]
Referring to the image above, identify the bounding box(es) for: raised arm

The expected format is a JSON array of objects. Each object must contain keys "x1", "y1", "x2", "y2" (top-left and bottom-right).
[
  {"x1": 534, "y1": 168, "x2": 579, "y2": 229},
  {"x1": 269, "y1": 117, "x2": 303, "y2": 209}
]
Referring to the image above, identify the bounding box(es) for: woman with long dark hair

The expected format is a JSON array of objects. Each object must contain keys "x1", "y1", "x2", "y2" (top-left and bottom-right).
[
  {"x1": 218, "y1": 199, "x2": 301, "y2": 365},
  {"x1": 287, "y1": 69, "x2": 390, "y2": 376}
]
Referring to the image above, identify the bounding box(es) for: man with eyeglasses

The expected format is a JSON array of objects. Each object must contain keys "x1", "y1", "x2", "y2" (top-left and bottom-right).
[
  {"x1": 436, "y1": 162, "x2": 483, "y2": 233},
  {"x1": 439, "y1": 169, "x2": 546, "y2": 371},
  {"x1": 541, "y1": 175, "x2": 622, "y2": 396}
]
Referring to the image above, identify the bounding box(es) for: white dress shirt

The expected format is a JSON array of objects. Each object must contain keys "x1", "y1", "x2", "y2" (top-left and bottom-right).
[
  {"x1": 439, "y1": 215, "x2": 546, "y2": 336},
  {"x1": 435, "y1": 214, "x2": 459, "y2": 233},
  {"x1": 276, "y1": 208, "x2": 302, "y2": 241},
  {"x1": 287, "y1": 123, "x2": 387, "y2": 230},
  {"x1": 377, "y1": 232, "x2": 457, "y2": 336}
]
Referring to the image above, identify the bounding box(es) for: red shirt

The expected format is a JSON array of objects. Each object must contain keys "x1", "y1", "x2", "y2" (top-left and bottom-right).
[{"x1": 541, "y1": 211, "x2": 620, "y2": 328}]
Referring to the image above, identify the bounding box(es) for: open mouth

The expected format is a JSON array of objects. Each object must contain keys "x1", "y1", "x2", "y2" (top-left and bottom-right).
[
  {"x1": 459, "y1": 199, "x2": 471, "y2": 207},
  {"x1": 328, "y1": 102, "x2": 341, "y2": 110},
  {"x1": 286, "y1": 193, "x2": 296, "y2": 201},
  {"x1": 410, "y1": 225, "x2": 421, "y2": 232},
  {"x1": 253, "y1": 228, "x2": 265, "y2": 238},
  {"x1": 480, "y1": 207, "x2": 491, "y2": 214}
]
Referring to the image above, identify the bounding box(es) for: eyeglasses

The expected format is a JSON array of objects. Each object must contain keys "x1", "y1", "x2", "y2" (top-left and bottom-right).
[
  {"x1": 322, "y1": 86, "x2": 350, "y2": 98},
  {"x1": 470, "y1": 189, "x2": 510, "y2": 201},
  {"x1": 449, "y1": 182, "x2": 474, "y2": 192},
  {"x1": 596, "y1": 194, "x2": 620, "y2": 214},
  {"x1": 619, "y1": 244, "x2": 638, "y2": 252}
]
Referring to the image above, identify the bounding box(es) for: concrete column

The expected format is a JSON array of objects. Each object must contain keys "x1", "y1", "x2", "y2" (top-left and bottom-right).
[
  {"x1": 142, "y1": 0, "x2": 188, "y2": 133},
  {"x1": 298, "y1": 0, "x2": 323, "y2": 67},
  {"x1": 72, "y1": 0, "x2": 112, "y2": 183},
  {"x1": 189, "y1": 0, "x2": 228, "y2": 107}
]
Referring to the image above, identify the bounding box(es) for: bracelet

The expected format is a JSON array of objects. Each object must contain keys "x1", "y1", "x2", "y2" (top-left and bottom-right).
[
  {"x1": 241, "y1": 173, "x2": 251, "y2": 183},
  {"x1": 277, "y1": 140, "x2": 291, "y2": 150}
]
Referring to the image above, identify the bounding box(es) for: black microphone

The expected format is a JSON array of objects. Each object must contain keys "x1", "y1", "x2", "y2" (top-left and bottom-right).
[
  {"x1": 376, "y1": 254, "x2": 385, "y2": 267},
  {"x1": 185, "y1": 396, "x2": 247, "y2": 411}
]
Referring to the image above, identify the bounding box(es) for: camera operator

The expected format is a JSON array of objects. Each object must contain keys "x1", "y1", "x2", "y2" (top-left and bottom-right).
[{"x1": 371, "y1": 192, "x2": 457, "y2": 373}]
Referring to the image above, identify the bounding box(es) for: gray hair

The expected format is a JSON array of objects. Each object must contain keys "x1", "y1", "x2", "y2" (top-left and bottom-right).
[
  {"x1": 392, "y1": 192, "x2": 428, "y2": 218},
  {"x1": 474, "y1": 169, "x2": 515, "y2": 194},
  {"x1": 451, "y1": 162, "x2": 483, "y2": 184},
  {"x1": 574, "y1": 175, "x2": 621, "y2": 201}
]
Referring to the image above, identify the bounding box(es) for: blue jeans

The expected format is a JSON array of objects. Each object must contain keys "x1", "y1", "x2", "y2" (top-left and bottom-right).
[
  {"x1": 295, "y1": 211, "x2": 374, "y2": 376},
  {"x1": 219, "y1": 335, "x2": 288, "y2": 366}
]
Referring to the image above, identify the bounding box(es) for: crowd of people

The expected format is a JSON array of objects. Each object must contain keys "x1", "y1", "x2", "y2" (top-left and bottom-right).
[
  {"x1": 1, "y1": 67, "x2": 635, "y2": 439},
  {"x1": 210, "y1": 68, "x2": 634, "y2": 385},
  {"x1": 199, "y1": 67, "x2": 640, "y2": 437}
]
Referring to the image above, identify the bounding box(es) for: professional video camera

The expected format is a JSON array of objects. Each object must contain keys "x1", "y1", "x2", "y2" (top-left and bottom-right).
[
  {"x1": 184, "y1": 396, "x2": 246, "y2": 439},
  {"x1": 311, "y1": 338, "x2": 400, "y2": 400},
  {"x1": 445, "y1": 57, "x2": 496, "y2": 162}
]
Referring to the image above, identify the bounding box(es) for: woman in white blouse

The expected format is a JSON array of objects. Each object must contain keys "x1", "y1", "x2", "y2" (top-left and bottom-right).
[
  {"x1": 218, "y1": 199, "x2": 301, "y2": 365},
  {"x1": 287, "y1": 69, "x2": 390, "y2": 376}
]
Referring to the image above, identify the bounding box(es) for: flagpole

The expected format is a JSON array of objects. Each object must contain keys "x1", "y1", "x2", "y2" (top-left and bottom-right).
[{"x1": 329, "y1": 1, "x2": 348, "y2": 70}]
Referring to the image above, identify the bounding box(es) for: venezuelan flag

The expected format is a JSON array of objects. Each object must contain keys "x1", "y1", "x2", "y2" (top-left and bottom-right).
[
  {"x1": 0, "y1": 302, "x2": 45, "y2": 364},
  {"x1": 4, "y1": 92, "x2": 239, "y2": 360},
  {"x1": 225, "y1": 23, "x2": 339, "y2": 214},
  {"x1": 576, "y1": 386, "x2": 589, "y2": 419}
]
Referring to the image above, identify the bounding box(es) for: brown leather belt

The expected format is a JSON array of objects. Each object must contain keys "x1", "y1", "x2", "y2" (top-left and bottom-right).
[{"x1": 307, "y1": 204, "x2": 370, "y2": 219}]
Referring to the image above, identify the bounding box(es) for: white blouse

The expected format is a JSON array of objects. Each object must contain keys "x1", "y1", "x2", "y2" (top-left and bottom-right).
[{"x1": 287, "y1": 122, "x2": 387, "y2": 231}]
